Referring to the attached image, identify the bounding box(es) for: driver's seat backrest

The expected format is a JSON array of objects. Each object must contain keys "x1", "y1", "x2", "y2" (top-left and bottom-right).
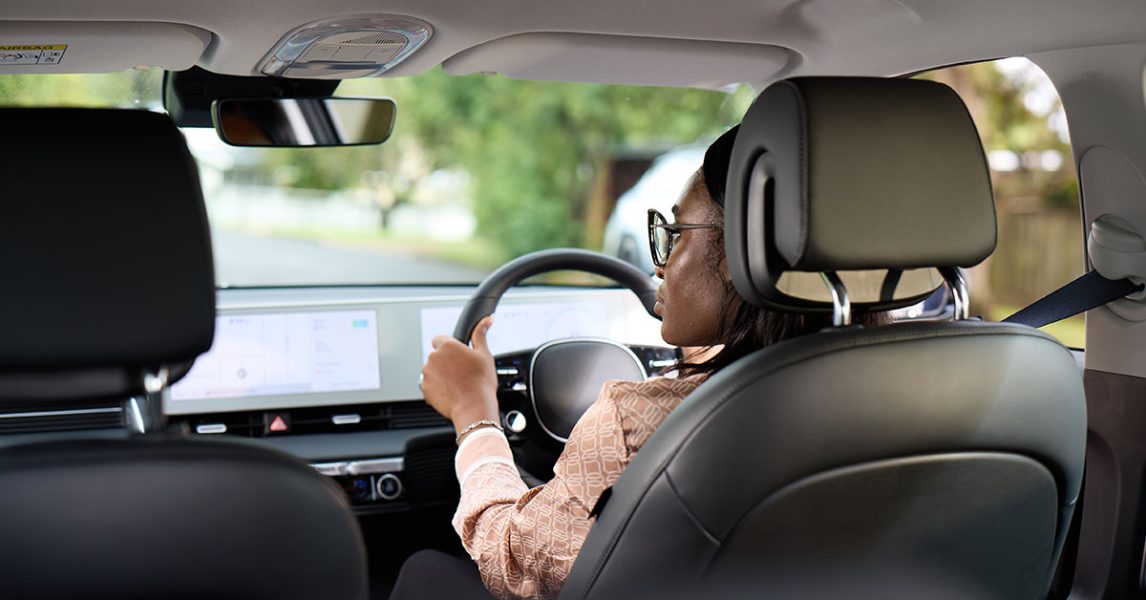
[
  {"x1": 559, "y1": 78, "x2": 1086, "y2": 599},
  {"x1": 0, "y1": 109, "x2": 368, "y2": 600}
]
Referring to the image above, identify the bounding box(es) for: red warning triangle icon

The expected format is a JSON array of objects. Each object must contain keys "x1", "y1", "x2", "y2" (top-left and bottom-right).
[{"x1": 269, "y1": 415, "x2": 289, "y2": 432}]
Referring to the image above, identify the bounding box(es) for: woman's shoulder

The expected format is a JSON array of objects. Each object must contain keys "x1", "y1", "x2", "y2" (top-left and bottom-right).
[
  {"x1": 600, "y1": 374, "x2": 706, "y2": 405},
  {"x1": 599, "y1": 375, "x2": 705, "y2": 453}
]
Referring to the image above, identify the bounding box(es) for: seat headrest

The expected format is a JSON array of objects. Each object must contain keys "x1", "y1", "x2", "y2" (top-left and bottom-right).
[
  {"x1": 0, "y1": 109, "x2": 215, "y2": 401},
  {"x1": 725, "y1": 77, "x2": 996, "y2": 312}
]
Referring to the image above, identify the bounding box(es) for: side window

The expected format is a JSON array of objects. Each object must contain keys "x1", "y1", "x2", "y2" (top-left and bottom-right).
[{"x1": 917, "y1": 59, "x2": 1084, "y2": 347}]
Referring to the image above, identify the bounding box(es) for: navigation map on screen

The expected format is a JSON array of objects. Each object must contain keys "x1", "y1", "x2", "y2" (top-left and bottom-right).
[{"x1": 171, "y1": 310, "x2": 381, "y2": 401}]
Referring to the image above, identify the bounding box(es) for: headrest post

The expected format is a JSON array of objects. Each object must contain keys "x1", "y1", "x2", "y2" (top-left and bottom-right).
[
  {"x1": 126, "y1": 367, "x2": 170, "y2": 434},
  {"x1": 940, "y1": 267, "x2": 970, "y2": 320},
  {"x1": 820, "y1": 272, "x2": 852, "y2": 327}
]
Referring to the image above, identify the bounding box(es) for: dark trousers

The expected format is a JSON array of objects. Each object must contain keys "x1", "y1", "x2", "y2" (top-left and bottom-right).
[{"x1": 389, "y1": 549, "x2": 495, "y2": 600}]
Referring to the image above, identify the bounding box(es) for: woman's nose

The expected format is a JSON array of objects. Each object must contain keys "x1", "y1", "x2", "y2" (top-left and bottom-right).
[{"x1": 655, "y1": 265, "x2": 665, "y2": 280}]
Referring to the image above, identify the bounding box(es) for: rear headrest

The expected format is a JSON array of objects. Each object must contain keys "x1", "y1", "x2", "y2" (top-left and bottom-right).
[
  {"x1": 726, "y1": 77, "x2": 996, "y2": 312},
  {"x1": 0, "y1": 109, "x2": 214, "y2": 401}
]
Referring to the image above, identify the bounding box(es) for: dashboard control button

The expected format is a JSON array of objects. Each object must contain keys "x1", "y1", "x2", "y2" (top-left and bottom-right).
[
  {"x1": 375, "y1": 473, "x2": 403, "y2": 501},
  {"x1": 312, "y1": 461, "x2": 350, "y2": 476},
  {"x1": 265, "y1": 412, "x2": 291, "y2": 434},
  {"x1": 504, "y1": 410, "x2": 527, "y2": 433},
  {"x1": 496, "y1": 367, "x2": 519, "y2": 376},
  {"x1": 331, "y1": 414, "x2": 362, "y2": 425},
  {"x1": 195, "y1": 423, "x2": 228, "y2": 435},
  {"x1": 340, "y1": 477, "x2": 373, "y2": 501},
  {"x1": 512, "y1": 381, "x2": 528, "y2": 392}
]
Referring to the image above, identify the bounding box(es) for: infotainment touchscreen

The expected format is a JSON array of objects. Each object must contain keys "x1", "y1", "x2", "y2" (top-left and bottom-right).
[{"x1": 171, "y1": 310, "x2": 381, "y2": 401}]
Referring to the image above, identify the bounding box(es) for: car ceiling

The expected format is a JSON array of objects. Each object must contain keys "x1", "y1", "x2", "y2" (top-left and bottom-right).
[{"x1": 2, "y1": 0, "x2": 1146, "y2": 87}]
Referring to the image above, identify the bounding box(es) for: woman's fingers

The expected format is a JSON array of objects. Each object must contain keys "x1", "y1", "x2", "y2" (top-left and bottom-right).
[{"x1": 471, "y1": 316, "x2": 495, "y2": 355}]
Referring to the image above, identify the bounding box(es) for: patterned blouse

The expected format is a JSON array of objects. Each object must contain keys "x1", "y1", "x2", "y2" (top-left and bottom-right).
[{"x1": 452, "y1": 375, "x2": 704, "y2": 599}]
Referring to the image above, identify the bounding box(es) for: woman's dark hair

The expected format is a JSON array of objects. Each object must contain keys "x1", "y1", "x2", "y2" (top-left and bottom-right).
[{"x1": 677, "y1": 126, "x2": 889, "y2": 377}]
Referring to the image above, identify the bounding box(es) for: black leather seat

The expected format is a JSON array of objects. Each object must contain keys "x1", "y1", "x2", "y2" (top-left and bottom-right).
[
  {"x1": 559, "y1": 79, "x2": 1086, "y2": 599},
  {"x1": 0, "y1": 109, "x2": 368, "y2": 600}
]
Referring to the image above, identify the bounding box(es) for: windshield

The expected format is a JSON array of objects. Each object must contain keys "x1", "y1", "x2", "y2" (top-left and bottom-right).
[{"x1": 0, "y1": 69, "x2": 751, "y2": 286}]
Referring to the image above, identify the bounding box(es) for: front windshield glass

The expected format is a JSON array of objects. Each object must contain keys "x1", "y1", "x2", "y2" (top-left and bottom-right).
[{"x1": 0, "y1": 68, "x2": 752, "y2": 286}]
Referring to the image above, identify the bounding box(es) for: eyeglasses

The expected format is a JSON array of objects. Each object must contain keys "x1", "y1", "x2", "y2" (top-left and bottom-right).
[{"x1": 647, "y1": 208, "x2": 720, "y2": 268}]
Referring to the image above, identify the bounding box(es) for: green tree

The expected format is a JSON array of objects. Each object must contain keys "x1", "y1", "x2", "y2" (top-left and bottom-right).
[
  {"x1": 341, "y1": 69, "x2": 752, "y2": 257},
  {"x1": 0, "y1": 70, "x2": 160, "y2": 107}
]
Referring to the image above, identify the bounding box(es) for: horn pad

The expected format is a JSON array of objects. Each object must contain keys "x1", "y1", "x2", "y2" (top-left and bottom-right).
[{"x1": 529, "y1": 339, "x2": 647, "y2": 441}]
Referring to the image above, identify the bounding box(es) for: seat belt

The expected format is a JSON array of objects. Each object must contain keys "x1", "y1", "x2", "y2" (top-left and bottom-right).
[{"x1": 1003, "y1": 270, "x2": 1143, "y2": 328}]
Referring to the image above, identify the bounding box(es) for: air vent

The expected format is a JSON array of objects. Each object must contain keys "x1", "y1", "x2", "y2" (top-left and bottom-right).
[
  {"x1": 0, "y1": 406, "x2": 123, "y2": 434},
  {"x1": 177, "y1": 401, "x2": 448, "y2": 438},
  {"x1": 388, "y1": 403, "x2": 451, "y2": 429},
  {"x1": 403, "y1": 445, "x2": 458, "y2": 505}
]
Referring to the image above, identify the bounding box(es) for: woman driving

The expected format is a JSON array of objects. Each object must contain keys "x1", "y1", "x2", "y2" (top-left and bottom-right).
[{"x1": 397, "y1": 125, "x2": 885, "y2": 599}]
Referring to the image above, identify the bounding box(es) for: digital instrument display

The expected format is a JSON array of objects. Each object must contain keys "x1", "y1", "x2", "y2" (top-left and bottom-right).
[
  {"x1": 171, "y1": 310, "x2": 381, "y2": 401},
  {"x1": 419, "y1": 301, "x2": 610, "y2": 363}
]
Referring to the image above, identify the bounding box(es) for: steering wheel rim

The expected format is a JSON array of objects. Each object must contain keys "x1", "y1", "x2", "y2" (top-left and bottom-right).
[
  {"x1": 453, "y1": 248, "x2": 663, "y2": 479},
  {"x1": 453, "y1": 248, "x2": 660, "y2": 343}
]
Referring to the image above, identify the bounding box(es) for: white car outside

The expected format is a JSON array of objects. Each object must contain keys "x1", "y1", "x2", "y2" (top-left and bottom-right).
[{"x1": 601, "y1": 146, "x2": 705, "y2": 274}]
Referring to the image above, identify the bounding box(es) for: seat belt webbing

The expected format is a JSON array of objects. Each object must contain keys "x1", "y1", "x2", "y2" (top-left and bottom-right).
[{"x1": 1002, "y1": 270, "x2": 1143, "y2": 329}]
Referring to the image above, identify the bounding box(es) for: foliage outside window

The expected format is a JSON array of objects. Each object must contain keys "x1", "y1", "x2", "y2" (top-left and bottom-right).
[{"x1": 920, "y1": 59, "x2": 1083, "y2": 347}]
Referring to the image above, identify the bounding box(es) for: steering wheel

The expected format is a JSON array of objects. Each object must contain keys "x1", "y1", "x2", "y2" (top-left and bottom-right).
[{"x1": 453, "y1": 248, "x2": 674, "y2": 480}]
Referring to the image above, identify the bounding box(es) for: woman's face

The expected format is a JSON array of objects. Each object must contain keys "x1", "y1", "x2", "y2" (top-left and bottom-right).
[{"x1": 654, "y1": 171, "x2": 730, "y2": 347}]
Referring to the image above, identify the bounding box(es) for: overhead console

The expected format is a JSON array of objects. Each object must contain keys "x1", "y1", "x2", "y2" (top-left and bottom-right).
[{"x1": 258, "y1": 16, "x2": 433, "y2": 79}]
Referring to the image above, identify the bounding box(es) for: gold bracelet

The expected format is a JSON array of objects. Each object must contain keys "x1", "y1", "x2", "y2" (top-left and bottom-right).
[{"x1": 455, "y1": 419, "x2": 503, "y2": 445}]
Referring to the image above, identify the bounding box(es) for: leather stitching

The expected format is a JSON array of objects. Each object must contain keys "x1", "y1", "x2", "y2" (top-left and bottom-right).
[
  {"x1": 793, "y1": 81, "x2": 809, "y2": 264},
  {"x1": 665, "y1": 470, "x2": 721, "y2": 546}
]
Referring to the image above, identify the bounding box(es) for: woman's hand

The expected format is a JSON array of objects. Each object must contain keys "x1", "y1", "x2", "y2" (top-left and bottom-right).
[{"x1": 422, "y1": 316, "x2": 500, "y2": 433}]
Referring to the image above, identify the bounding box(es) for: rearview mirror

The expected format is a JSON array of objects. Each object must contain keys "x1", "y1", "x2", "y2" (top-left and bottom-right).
[{"x1": 212, "y1": 97, "x2": 396, "y2": 147}]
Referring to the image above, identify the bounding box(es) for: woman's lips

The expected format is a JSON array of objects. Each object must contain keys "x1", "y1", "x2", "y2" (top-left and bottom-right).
[{"x1": 654, "y1": 291, "x2": 664, "y2": 316}]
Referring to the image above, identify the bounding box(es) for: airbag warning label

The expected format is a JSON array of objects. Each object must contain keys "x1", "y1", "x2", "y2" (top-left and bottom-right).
[{"x1": 0, "y1": 44, "x2": 67, "y2": 65}]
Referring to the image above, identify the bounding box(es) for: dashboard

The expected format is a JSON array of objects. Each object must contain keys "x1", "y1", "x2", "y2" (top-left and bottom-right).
[{"x1": 152, "y1": 284, "x2": 670, "y2": 513}]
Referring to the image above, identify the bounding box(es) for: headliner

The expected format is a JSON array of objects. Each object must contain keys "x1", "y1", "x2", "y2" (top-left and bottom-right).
[{"x1": 0, "y1": 0, "x2": 1144, "y2": 87}]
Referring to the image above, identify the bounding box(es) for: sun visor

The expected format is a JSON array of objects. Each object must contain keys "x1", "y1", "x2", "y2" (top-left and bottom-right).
[
  {"x1": 443, "y1": 32, "x2": 790, "y2": 89},
  {"x1": 0, "y1": 21, "x2": 210, "y2": 74}
]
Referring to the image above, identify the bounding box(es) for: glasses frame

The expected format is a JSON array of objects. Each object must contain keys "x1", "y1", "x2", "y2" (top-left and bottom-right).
[{"x1": 647, "y1": 208, "x2": 721, "y2": 268}]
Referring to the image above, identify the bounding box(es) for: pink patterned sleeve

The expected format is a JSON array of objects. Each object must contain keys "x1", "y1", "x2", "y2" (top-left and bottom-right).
[{"x1": 451, "y1": 382, "x2": 631, "y2": 600}]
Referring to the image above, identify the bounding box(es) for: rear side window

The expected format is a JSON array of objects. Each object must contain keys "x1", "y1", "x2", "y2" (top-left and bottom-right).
[{"x1": 917, "y1": 59, "x2": 1083, "y2": 348}]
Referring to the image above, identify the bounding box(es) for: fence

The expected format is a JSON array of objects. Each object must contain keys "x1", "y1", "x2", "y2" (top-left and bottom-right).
[{"x1": 975, "y1": 203, "x2": 1084, "y2": 310}]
